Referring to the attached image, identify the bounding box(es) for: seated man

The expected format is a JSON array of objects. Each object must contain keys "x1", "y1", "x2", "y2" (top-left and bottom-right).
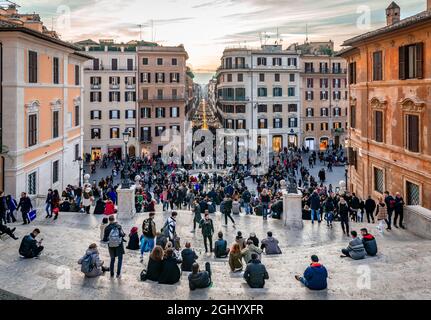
[
  {"x1": 260, "y1": 231, "x2": 282, "y2": 255},
  {"x1": 340, "y1": 231, "x2": 366, "y2": 260},
  {"x1": 295, "y1": 255, "x2": 328, "y2": 290},
  {"x1": 19, "y1": 229, "x2": 44, "y2": 258},
  {"x1": 181, "y1": 242, "x2": 198, "y2": 272},
  {"x1": 214, "y1": 231, "x2": 230, "y2": 258},
  {"x1": 361, "y1": 228, "x2": 378, "y2": 256},
  {"x1": 0, "y1": 223, "x2": 18, "y2": 240},
  {"x1": 243, "y1": 253, "x2": 269, "y2": 288},
  {"x1": 188, "y1": 262, "x2": 212, "y2": 291}
]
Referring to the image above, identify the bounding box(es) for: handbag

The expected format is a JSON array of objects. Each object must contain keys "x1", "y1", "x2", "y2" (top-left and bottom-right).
[{"x1": 27, "y1": 209, "x2": 37, "y2": 222}]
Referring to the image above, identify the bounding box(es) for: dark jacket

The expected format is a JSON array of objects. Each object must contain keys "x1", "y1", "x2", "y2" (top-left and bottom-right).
[
  {"x1": 247, "y1": 236, "x2": 259, "y2": 247},
  {"x1": 103, "y1": 222, "x2": 125, "y2": 257},
  {"x1": 362, "y1": 234, "x2": 378, "y2": 256},
  {"x1": 260, "y1": 236, "x2": 282, "y2": 255},
  {"x1": 19, "y1": 234, "x2": 39, "y2": 258},
  {"x1": 146, "y1": 257, "x2": 163, "y2": 282},
  {"x1": 200, "y1": 218, "x2": 214, "y2": 237},
  {"x1": 17, "y1": 197, "x2": 33, "y2": 213},
  {"x1": 126, "y1": 232, "x2": 140, "y2": 250},
  {"x1": 394, "y1": 196, "x2": 405, "y2": 214},
  {"x1": 214, "y1": 239, "x2": 228, "y2": 258},
  {"x1": 303, "y1": 263, "x2": 328, "y2": 290},
  {"x1": 221, "y1": 198, "x2": 233, "y2": 214},
  {"x1": 243, "y1": 259, "x2": 269, "y2": 288},
  {"x1": 158, "y1": 256, "x2": 181, "y2": 285},
  {"x1": 93, "y1": 199, "x2": 105, "y2": 215},
  {"x1": 364, "y1": 198, "x2": 376, "y2": 213},
  {"x1": 310, "y1": 193, "x2": 321, "y2": 210},
  {"x1": 181, "y1": 248, "x2": 198, "y2": 272},
  {"x1": 188, "y1": 271, "x2": 211, "y2": 290}
]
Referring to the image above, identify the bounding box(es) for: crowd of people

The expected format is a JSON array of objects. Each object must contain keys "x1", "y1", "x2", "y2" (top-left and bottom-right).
[{"x1": 2, "y1": 145, "x2": 409, "y2": 294}]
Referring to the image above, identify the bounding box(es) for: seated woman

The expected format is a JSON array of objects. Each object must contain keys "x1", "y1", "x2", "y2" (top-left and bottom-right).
[
  {"x1": 126, "y1": 227, "x2": 140, "y2": 250},
  {"x1": 78, "y1": 243, "x2": 109, "y2": 278},
  {"x1": 146, "y1": 245, "x2": 164, "y2": 282},
  {"x1": 93, "y1": 198, "x2": 105, "y2": 215},
  {"x1": 158, "y1": 248, "x2": 181, "y2": 285},
  {"x1": 228, "y1": 243, "x2": 243, "y2": 272},
  {"x1": 104, "y1": 199, "x2": 115, "y2": 215}
]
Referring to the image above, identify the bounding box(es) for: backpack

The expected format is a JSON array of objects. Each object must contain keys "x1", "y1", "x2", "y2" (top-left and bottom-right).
[
  {"x1": 108, "y1": 226, "x2": 122, "y2": 248},
  {"x1": 142, "y1": 218, "x2": 153, "y2": 238},
  {"x1": 160, "y1": 219, "x2": 170, "y2": 238},
  {"x1": 80, "y1": 254, "x2": 94, "y2": 274}
]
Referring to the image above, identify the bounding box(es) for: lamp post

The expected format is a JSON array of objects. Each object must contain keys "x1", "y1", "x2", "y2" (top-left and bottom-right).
[
  {"x1": 73, "y1": 156, "x2": 84, "y2": 187},
  {"x1": 122, "y1": 131, "x2": 131, "y2": 189}
]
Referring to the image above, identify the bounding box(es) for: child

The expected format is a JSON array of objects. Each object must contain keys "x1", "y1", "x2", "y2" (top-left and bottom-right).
[{"x1": 100, "y1": 217, "x2": 108, "y2": 241}]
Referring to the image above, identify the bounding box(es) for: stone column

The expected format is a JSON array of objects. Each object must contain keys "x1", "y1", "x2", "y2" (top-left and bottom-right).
[
  {"x1": 282, "y1": 189, "x2": 304, "y2": 230},
  {"x1": 117, "y1": 185, "x2": 136, "y2": 218}
]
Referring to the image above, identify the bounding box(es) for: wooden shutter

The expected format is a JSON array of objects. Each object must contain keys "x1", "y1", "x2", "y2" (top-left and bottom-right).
[
  {"x1": 90, "y1": 111, "x2": 94, "y2": 120},
  {"x1": 375, "y1": 111, "x2": 383, "y2": 142},
  {"x1": 416, "y1": 42, "x2": 424, "y2": 79},
  {"x1": 408, "y1": 115, "x2": 419, "y2": 152},
  {"x1": 399, "y1": 46, "x2": 406, "y2": 80}
]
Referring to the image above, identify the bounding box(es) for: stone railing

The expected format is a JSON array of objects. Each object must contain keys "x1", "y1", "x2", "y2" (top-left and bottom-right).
[{"x1": 405, "y1": 206, "x2": 431, "y2": 240}]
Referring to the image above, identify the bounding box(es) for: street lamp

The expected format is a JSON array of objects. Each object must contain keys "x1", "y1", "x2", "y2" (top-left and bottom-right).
[
  {"x1": 122, "y1": 131, "x2": 131, "y2": 189},
  {"x1": 73, "y1": 156, "x2": 84, "y2": 187}
]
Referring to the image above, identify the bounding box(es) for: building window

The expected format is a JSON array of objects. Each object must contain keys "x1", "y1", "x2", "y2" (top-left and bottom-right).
[
  {"x1": 272, "y1": 57, "x2": 282, "y2": 66},
  {"x1": 258, "y1": 119, "x2": 267, "y2": 129},
  {"x1": 28, "y1": 51, "x2": 38, "y2": 83},
  {"x1": 156, "y1": 107, "x2": 166, "y2": 118},
  {"x1": 273, "y1": 104, "x2": 282, "y2": 113},
  {"x1": 127, "y1": 58, "x2": 134, "y2": 71},
  {"x1": 289, "y1": 74, "x2": 295, "y2": 82},
  {"x1": 125, "y1": 91, "x2": 136, "y2": 102},
  {"x1": 90, "y1": 92, "x2": 102, "y2": 102},
  {"x1": 287, "y1": 58, "x2": 297, "y2": 67},
  {"x1": 170, "y1": 73, "x2": 180, "y2": 83},
  {"x1": 109, "y1": 110, "x2": 120, "y2": 120},
  {"x1": 399, "y1": 43, "x2": 424, "y2": 80},
  {"x1": 257, "y1": 104, "x2": 267, "y2": 113},
  {"x1": 273, "y1": 87, "x2": 282, "y2": 97},
  {"x1": 28, "y1": 172, "x2": 37, "y2": 195},
  {"x1": 320, "y1": 91, "x2": 328, "y2": 100},
  {"x1": 258, "y1": 87, "x2": 267, "y2": 97},
  {"x1": 406, "y1": 181, "x2": 420, "y2": 205},
  {"x1": 223, "y1": 105, "x2": 234, "y2": 113},
  {"x1": 156, "y1": 73, "x2": 165, "y2": 83},
  {"x1": 53, "y1": 57, "x2": 59, "y2": 84},
  {"x1": 273, "y1": 118, "x2": 283, "y2": 129},
  {"x1": 109, "y1": 76, "x2": 120, "y2": 86},
  {"x1": 305, "y1": 123, "x2": 314, "y2": 131},
  {"x1": 91, "y1": 128, "x2": 101, "y2": 139},
  {"x1": 374, "y1": 110, "x2": 384, "y2": 143},
  {"x1": 28, "y1": 114, "x2": 37, "y2": 147},
  {"x1": 93, "y1": 58, "x2": 99, "y2": 70},
  {"x1": 75, "y1": 65, "x2": 80, "y2": 85},
  {"x1": 320, "y1": 108, "x2": 328, "y2": 117},
  {"x1": 155, "y1": 126, "x2": 166, "y2": 136},
  {"x1": 288, "y1": 87, "x2": 295, "y2": 97},
  {"x1": 257, "y1": 57, "x2": 267, "y2": 66},
  {"x1": 172, "y1": 58, "x2": 177, "y2": 65},
  {"x1": 349, "y1": 61, "x2": 357, "y2": 84},
  {"x1": 170, "y1": 107, "x2": 180, "y2": 118},
  {"x1": 141, "y1": 127, "x2": 151, "y2": 141},
  {"x1": 259, "y1": 73, "x2": 265, "y2": 82},
  {"x1": 91, "y1": 77, "x2": 101, "y2": 86},
  {"x1": 321, "y1": 122, "x2": 328, "y2": 131},
  {"x1": 109, "y1": 92, "x2": 121, "y2": 102},
  {"x1": 373, "y1": 167, "x2": 384, "y2": 194},
  {"x1": 126, "y1": 127, "x2": 136, "y2": 137},
  {"x1": 236, "y1": 105, "x2": 246, "y2": 113},
  {"x1": 111, "y1": 59, "x2": 118, "y2": 70},
  {"x1": 157, "y1": 58, "x2": 163, "y2": 65},
  {"x1": 53, "y1": 111, "x2": 59, "y2": 138},
  {"x1": 306, "y1": 108, "x2": 314, "y2": 117},
  {"x1": 333, "y1": 107, "x2": 341, "y2": 117},
  {"x1": 288, "y1": 117, "x2": 298, "y2": 128},
  {"x1": 236, "y1": 119, "x2": 246, "y2": 129},
  {"x1": 227, "y1": 74, "x2": 233, "y2": 82},
  {"x1": 373, "y1": 51, "x2": 383, "y2": 81},
  {"x1": 306, "y1": 78, "x2": 313, "y2": 88},
  {"x1": 350, "y1": 104, "x2": 356, "y2": 129},
  {"x1": 141, "y1": 107, "x2": 151, "y2": 118},
  {"x1": 305, "y1": 91, "x2": 314, "y2": 101},
  {"x1": 405, "y1": 114, "x2": 420, "y2": 152},
  {"x1": 52, "y1": 160, "x2": 59, "y2": 184},
  {"x1": 125, "y1": 109, "x2": 136, "y2": 119},
  {"x1": 140, "y1": 72, "x2": 150, "y2": 83},
  {"x1": 274, "y1": 74, "x2": 280, "y2": 82},
  {"x1": 110, "y1": 127, "x2": 120, "y2": 139},
  {"x1": 288, "y1": 104, "x2": 297, "y2": 112},
  {"x1": 237, "y1": 74, "x2": 243, "y2": 82},
  {"x1": 142, "y1": 58, "x2": 148, "y2": 65},
  {"x1": 74, "y1": 105, "x2": 80, "y2": 126},
  {"x1": 90, "y1": 110, "x2": 102, "y2": 120}
]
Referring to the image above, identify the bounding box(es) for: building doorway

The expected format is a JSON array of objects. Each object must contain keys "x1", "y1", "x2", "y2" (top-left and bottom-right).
[
  {"x1": 272, "y1": 135, "x2": 283, "y2": 153},
  {"x1": 319, "y1": 137, "x2": 329, "y2": 150},
  {"x1": 91, "y1": 148, "x2": 102, "y2": 161},
  {"x1": 108, "y1": 147, "x2": 122, "y2": 160},
  {"x1": 334, "y1": 135, "x2": 340, "y2": 147},
  {"x1": 305, "y1": 138, "x2": 315, "y2": 151},
  {"x1": 129, "y1": 145, "x2": 136, "y2": 157},
  {"x1": 288, "y1": 134, "x2": 297, "y2": 148}
]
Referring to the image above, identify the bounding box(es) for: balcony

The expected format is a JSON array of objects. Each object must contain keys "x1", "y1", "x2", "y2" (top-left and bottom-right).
[
  {"x1": 109, "y1": 84, "x2": 120, "y2": 90},
  {"x1": 84, "y1": 67, "x2": 137, "y2": 72},
  {"x1": 90, "y1": 84, "x2": 101, "y2": 90},
  {"x1": 125, "y1": 84, "x2": 136, "y2": 90},
  {"x1": 139, "y1": 95, "x2": 186, "y2": 103},
  {"x1": 303, "y1": 68, "x2": 347, "y2": 74},
  {"x1": 218, "y1": 96, "x2": 249, "y2": 102},
  {"x1": 331, "y1": 128, "x2": 345, "y2": 135},
  {"x1": 218, "y1": 64, "x2": 250, "y2": 71},
  {"x1": 140, "y1": 136, "x2": 152, "y2": 143}
]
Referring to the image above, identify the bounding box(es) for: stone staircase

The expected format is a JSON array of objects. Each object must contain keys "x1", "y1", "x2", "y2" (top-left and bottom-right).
[{"x1": 1, "y1": 209, "x2": 431, "y2": 300}]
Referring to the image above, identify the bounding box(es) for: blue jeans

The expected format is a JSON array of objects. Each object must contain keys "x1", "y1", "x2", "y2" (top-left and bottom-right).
[
  {"x1": 45, "y1": 203, "x2": 51, "y2": 216},
  {"x1": 110, "y1": 254, "x2": 123, "y2": 277},
  {"x1": 140, "y1": 236, "x2": 155, "y2": 255},
  {"x1": 311, "y1": 209, "x2": 321, "y2": 223},
  {"x1": 326, "y1": 211, "x2": 334, "y2": 224},
  {"x1": 75, "y1": 196, "x2": 81, "y2": 208},
  {"x1": 299, "y1": 277, "x2": 309, "y2": 287},
  {"x1": 243, "y1": 202, "x2": 251, "y2": 215},
  {"x1": 262, "y1": 203, "x2": 269, "y2": 219}
]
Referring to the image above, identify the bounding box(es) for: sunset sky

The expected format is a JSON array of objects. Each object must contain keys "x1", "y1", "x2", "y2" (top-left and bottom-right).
[{"x1": 19, "y1": 0, "x2": 426, "y2": 74}]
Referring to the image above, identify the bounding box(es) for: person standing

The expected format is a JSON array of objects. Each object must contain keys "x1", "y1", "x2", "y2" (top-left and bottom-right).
[
  {"x1": 103, "y1": 215, "x2": 125, "y2": 279},
  {"x1": 51, "y1": 190, "x2": 61, "y2": 220},
  {"x1": 5, "y1": 195, "x2": 17, "y2": 223},
  {"x1": 338, "y1": 197, "x2": 350, "y2": 235},
  {"x1": 17, "y1": 192, "x2": 33, "y2": 225},
  {"x1": 200, "y1": 212, "x2": 214, "y2": 253},
  {"x1": 309, "y1": 190, "x2": 321, "y2": 224},
  {"x1": 221, "y1": 194, "x2": 235, "y2": 227},
  {"x1": 394, "y1": 192, "x2": 405, "y2": 229},
  {"x1": 192, "y1": 199, "x2": 202, "y2": 232},
  {"x1": 364, "y1": 196, "x2": 376, "y2": 224},
  {"x1": 140, "y1": 212, "x2": 157, "y2": 262},
  {"x1": 384, "y1": 191, "x2": 395, "y2": 230},
  {"x1": 375, "y1": 196, "x2": 388, "y2": 234},
  {"x1": 0, "y1": 191, "x2": 7, "y2": 225},
  {"x1": 45, "y1": 189, "x2": 53, "y2": 218},
  {"x1": 259, "y1": 189, "x2": 271, "y2": 220},
  {"x1": 241, "y1": 187, "x2": 252, "y2": 215}
]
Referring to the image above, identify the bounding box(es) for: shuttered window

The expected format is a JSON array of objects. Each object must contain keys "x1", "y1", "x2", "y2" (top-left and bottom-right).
[
  {"x1": 399, "y1": 43, "x2": 424, "y2": 80},
  {"x1": 373, "y1": 51, "x2": 383, "y2": 81},
  {"x1": 374, "y1": 110, "x2": 383, "y2": 142},
  {"x1": 28, "y1": 51, "x2": 38, "y2": 83},
  {"x1": 28, "y1": 114, "x2": 37, "y2": 146},
  {"x1": 75, "y1": 65, "x2": 80, "y2": 85},
  {"x1": 53, "y1": 111, "x2": 59, "y2": 138},
  {"x1": 348, "y1": 62, "x2": 356, "y2": 84},
  {"x1": 406, "y1": 114, "x2": 419, "y2": 152},
  {"x1": 53, "y1": 57, "x2": 59, "y2": 84}
]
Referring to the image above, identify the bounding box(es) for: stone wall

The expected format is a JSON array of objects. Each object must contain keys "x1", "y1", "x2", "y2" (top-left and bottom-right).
[{"x1": 405, "y1": 206, "x2": 431, "y2": 240}]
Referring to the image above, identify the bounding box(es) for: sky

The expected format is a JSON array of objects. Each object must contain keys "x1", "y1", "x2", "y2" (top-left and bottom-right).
[{"x1": 18, "y1": 0, "x2": 427, "y2": 81}]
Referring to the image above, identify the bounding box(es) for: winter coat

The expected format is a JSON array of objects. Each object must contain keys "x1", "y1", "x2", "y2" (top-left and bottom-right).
[
  {"x1": 345, "y1": 237, "x2": 366, "y2": 260},
  {"x1": 93, "y1": 199, "x2": 105, "y2": 215},
  {"x1": 126, "y1": 232, "x2": 140, "y2": 250},
  {"x1": 104, "y1": 201, "x2": 115, "y2": 215},
  {"x1": 394, "y1": 196, "x2": 405, "y2": 214},
  {"x1": 214, "y1": 239, "x2": 228, "y2": 258},
  {"x1": 241, "y1": 244, "x2": 263, "y2": 264},
  {"x1": 260, "y1": 237, "x2": 282, "y2": 255},
  {"x1": 310, "y1": 193, "x2": 321, "y2": 210},
  {"x1": 243, "y1": 259, "x2": 269, "y2": 288},
  {"x1": 229, "y1": 251, "x2": 243, "y2": 271},
  {"x1": 362, "y1": 234, "x2": 378, "y2": 256},
  {"x1": 247, "y1": 236, "x2": 259, "y2": 247},
  {"x1": 146, "y1": 257, "x2": 163, "y2": 282},
  {"x1": 302, "y1": 263, "x2": 328, "y2": 290},
  {"x1": 158, "y1": 256, "x2": 181, "y2": 285},
  {"x1": 193, "y1": 204, "x2": 202, "y2": 223},
  {"x1": 188, "y1": 271, "x2": 211, "y2": 290},
  {"x1": 19, "y1": 234, "x2": 39, "y2": 258},
  {"x1": 200, "y1": 219, "x2": 214, "y2": 237},
  {"x1": 78, "y1": 249, "x2": 104, "y2": 278},
  {"x1": 221, "y1": 198, "x2": 233, "y2": 214},
  {"x1": 181, "y1": 248, "x2": 198, "y2": 272},
  {"x1": 103, "y1": 222, "x2": 125, "y2": 257},
  {"x1": 376, "y1": 203, "x2": 388, "y2": 220},
  {"x1": 365, "y1": 198, "x2": 376, "y2": 213}
]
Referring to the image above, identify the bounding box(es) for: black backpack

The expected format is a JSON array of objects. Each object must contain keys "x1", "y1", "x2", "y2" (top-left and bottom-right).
[{"x1": 142, "y1": 218, "x2": 153, "y2": 238}]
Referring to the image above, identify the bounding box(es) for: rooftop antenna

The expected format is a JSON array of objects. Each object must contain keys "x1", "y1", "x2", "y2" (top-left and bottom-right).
[
  {"x1": 305, "y1": 24, "x2": 309, "y2": 43},
  {"x1": 275, "y1": 27, "x2": 279, "y2": 45},
  {"x1": 137, "y1": 24, "x2": 143, "y2": 41}
]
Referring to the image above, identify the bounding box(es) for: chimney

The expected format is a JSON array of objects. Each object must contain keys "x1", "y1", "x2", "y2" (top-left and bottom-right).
[{"x1": 386, "y1": 2, "x2": 401, "y2": 25}]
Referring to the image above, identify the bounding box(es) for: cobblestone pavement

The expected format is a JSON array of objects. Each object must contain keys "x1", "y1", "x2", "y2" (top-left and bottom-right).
[{"x1": 1, "y1": 207, "x2": 431, "y2": 300}]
